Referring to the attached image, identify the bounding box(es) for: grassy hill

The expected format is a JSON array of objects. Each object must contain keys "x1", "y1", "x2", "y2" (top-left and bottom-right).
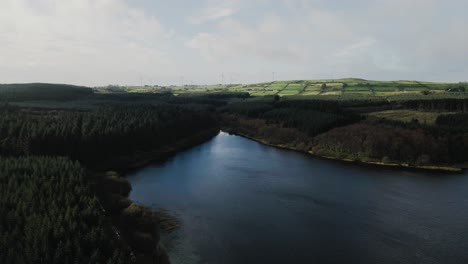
[
  {"x1": 142, "y1": 79, "x2": 468, "y2": 97},
  {"x1": 3, "y1": 80, "x2": 466, "y2": 106}
]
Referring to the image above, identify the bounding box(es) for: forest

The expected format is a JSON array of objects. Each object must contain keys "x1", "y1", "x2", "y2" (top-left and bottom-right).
[
  {"x1": 0, "y1": 84, "x2": 228, "y2": 263},
  {"x1": 0, "y1": 104, "x2": 217, "y2": 168},
  {"x1": 221, "y1": 94, "x2": 468, "y2": 168},
  {"x1": 0, "y1": 157, "x2": 132, "y2": 264},
  {"x1": 1, "y1": 83, "x2": 467, "y2": 263},
  {"x1": 0, "y1": 83, "x2": 93, "y2": 101}
]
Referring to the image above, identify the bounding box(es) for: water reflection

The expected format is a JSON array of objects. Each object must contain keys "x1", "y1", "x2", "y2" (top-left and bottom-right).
[{"x1": 128, "y1": 132, "x2": 468, "y2": 264}]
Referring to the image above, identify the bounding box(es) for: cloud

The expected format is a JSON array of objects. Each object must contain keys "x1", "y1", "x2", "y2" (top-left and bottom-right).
[
  {"x1": 186, "y1": 17, "x2": 306, "y2": 64},
  {"x1": 186, "y1": 0, "x2": 468, "y2": 82},
  {"x1": 1, "y1": 0, "x2": 468, "y2": 85},
  {"x1": 186, "y1": 0, "x2": 241, "y2": 25},
  {"x1": 187, "y1": 6, "x2": 237, "y2": 25},
  {"x1": 186, "y1": 4, "x2": 359, "y2": 66},
  {"x1": 258, "y1": 14, "x2": 285, "y2": 34},
  {"x1": 0, "y1": 0, "x2": 174, "y2": 85},
  {"x1": 333, "y1": 38, "x2": 376, "y2": 58}
]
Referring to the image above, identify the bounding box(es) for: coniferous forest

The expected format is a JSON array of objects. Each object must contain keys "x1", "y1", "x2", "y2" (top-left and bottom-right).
[
  {"x1": 0, "y1": 157, "x2": 132, "y2": 264},
  {"x1": 0, "y1": 85, "x2": 224, "y2": 263},
  {"x1": 2, "y1": 1, "x2": 468, "y2": 262},
  {"x1": 1, "y1": 83, "x2": 468, "y2": 263},
  {"x1": 0, "y1": 104, "x2": 217, "y2": 168},
  {"x1": 221, "y1": 95, "x2": 468, "y2": 168}
]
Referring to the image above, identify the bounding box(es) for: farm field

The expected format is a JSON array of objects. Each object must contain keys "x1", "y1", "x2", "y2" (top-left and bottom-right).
[
  {"x1": 125, "y1": 78, "x2": 467, "y2": 98},
  {"x1": 367, "y1": 110, "x2": 455, "y2": 125}
]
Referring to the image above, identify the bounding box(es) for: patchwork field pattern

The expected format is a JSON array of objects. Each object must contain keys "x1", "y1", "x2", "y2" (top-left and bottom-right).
[{"x1": 125, "y1": 78, "x2": 468, "y2": 99}]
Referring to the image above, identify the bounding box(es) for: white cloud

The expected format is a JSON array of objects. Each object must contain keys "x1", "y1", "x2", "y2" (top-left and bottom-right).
[
  {"x1": 186, "y1": 5, "x2": 358, "y2": 66},
  {"x1": 186, "y1": 0, "x2": 241, "y2": 25},
  {"x1": 258, "y1": 14, "x2": 285, "y2": 34},
  {"x1": 0, "y1": 0, "x2": 173, "y2": 85},
  {"x1": 186, "y1": 17, "x2": 306, "y2": 64},
  {"x1": 187, "y1": 6, "x2": 236, "y2": 25},
  {"x1": 1, "y1": 0, "x2": 468, "y2": 85},
  {"x1": 333, "y1": 38, "x2": 376, "y2": 58},
  {"x1": 186, "y1": 0, "x2": 468, "y2": 82}
]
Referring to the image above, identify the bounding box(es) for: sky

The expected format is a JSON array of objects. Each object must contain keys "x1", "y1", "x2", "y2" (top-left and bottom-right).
[{"x1": 1, "y1": 0, "x2": 467, "y2": 86}]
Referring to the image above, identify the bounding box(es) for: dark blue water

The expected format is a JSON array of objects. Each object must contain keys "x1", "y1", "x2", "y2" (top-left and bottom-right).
[{"x1": 128, "y1": 132, "x2": 468, "y2": 264}]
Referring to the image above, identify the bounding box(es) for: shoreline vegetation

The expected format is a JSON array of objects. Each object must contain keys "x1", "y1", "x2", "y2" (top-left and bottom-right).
[
  {"x1": 101, "y1": 121, "x2": 463, "y2": 263},
  {"x1": 103, "y1": 128, "x2": 220, "y2": 171},
  {"x1": 0, "y1": 92, "x2": 221, "y2": 263},
  {"x1": 220, "y1": 94, "x2": 468, "y2": 174},
  {"x1": 1, "y1": 81, "x2": 468, "y2": 263},
  {"x1": 100, "y1": 123, "x2": 460, "y2": 264},
  {"x1": 96, "y1": 128, "x2": 220, "y2": 264},
  {"x1": 221, "y1": 113, "x2": 465, "y2": 173},
  {"x1": 94, "y1": 171, "x2": 170, "y2": 264},
  {"x1": 226, "y1": 130, "x2": 463, "y2": 172}
]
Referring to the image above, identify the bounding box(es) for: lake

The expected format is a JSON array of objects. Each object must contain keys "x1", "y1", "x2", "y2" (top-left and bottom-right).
[{"x1": 127, "y1": 132, "x2": 468, "y2": 264}]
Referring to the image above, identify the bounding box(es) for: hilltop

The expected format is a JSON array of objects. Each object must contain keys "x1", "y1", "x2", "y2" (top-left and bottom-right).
[{"x1": 117, "y1": 79, "x2": 467, "y2": 98}]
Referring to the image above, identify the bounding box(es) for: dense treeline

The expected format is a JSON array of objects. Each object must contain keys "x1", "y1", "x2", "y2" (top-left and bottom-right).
[
  {"x1": 223, "y1": 97, "x2": 360, "y2": 136},
  {"x1": 167, "y1": 96, "x2": 233, "y2": 109},
  {"x1": 2, "y1": 83, "x2": 468, "y2": 264},
  {"x1": 401, "y1": 98, "x2": 468, "y2": 112},
  {"x1": 283, "y1": 97, "x2": 391, "y2": 109},
  {"x1": 0, "y1": 100, "x2": 218, "y2": 263},
  {"x1": 263, "y1": 109, "x2": 359, "y2": 136},
  {"x1": 436, "y1": 113, "x2": 468, "y2": 129},
  {"x1": 0, "y1": 157, "x2": 132, "y2": 264},
  {"x1": 0, "y1": 88, "x2": 237, "y2": 264},
  {"x1": 0, "y1": 104, "x2": 217, "y2": 168},
  {"x1": 304, "y1": 112, "x2": 468, "y2": 166},
  {"x1": 179, "y1": 92, "x2": 250, "y2": 99},
  {"x1": 221, "y1": 95, "x2": 468, "y2": 167},
  {"x1": 96, "y1": 171, "x2": 170, "y2": 263},
  {"x1": 224, "y1": 101, "x2": 275, "y2": 117},
  {"x1": 222, "y1": 115, "x2": 312, "y2": 149},
  {"x1": 310, "y1": 123, "x2": 452, "y2": 165},
  {"x1": 274, "y1": 99, "x2": 341, "y2": 112},
  {"x1": 0, "y1": 83, "x2": 93, "y2": 101},
  {"x1": 94, "y1": 93, "x2": 171, "y2": 102}
]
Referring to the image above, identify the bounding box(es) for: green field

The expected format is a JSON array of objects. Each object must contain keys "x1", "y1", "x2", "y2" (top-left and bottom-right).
[
  {"x1": 367, "y1": 110, "x2": 455, "y2": 125},
  {"x1": 113, "y1": 80, "x2": 468, "y2": 135},
  {"x1": 124, "y1": 78, "x2": 467, "y2": 98}
]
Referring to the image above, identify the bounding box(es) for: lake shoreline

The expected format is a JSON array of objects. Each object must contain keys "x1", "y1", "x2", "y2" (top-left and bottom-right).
[
  {"x1": 126, "y1": 130, "x2": 468, "y2": 264},
  {"x1": 95, "y1": 128, "x2": 220, "y2": 264},
  {"x1": 224, "y1": 129, "x2": 463, "y2": 173},
  {"x1": 98, "y1": 128, "x2": 221, "y2": 172},
  {"x1": 101, "y1": 124, "x2": 461, "y2": 263}
]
